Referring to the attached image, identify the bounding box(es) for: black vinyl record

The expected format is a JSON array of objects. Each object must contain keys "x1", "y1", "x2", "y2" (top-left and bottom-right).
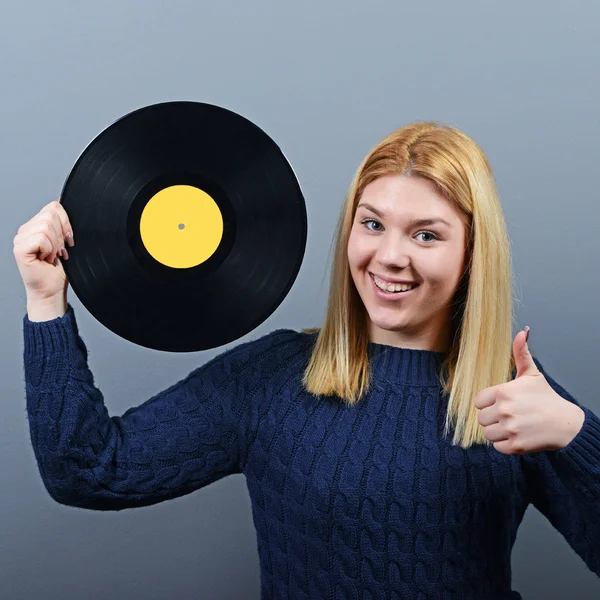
[{"x1": 60, "y1": 101, "x2": 307, "y2": 352}]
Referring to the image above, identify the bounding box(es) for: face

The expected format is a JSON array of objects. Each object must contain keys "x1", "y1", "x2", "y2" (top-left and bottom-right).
[{"x1": 347, "y1": 174, "x2": 468, "y2": 351}]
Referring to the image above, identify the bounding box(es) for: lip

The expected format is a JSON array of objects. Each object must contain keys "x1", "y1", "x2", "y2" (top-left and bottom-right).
[
  {"x1": 370, "y1": 273, "x2": 418, "y2": 285},
  {"x1": 369, "y1": 273, "x2": 419, "y2": 301}
]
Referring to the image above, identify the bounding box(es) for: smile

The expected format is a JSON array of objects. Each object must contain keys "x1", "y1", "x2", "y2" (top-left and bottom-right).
[{"x1": 369, "y1": 273, "x2": 419, "y2": 299}]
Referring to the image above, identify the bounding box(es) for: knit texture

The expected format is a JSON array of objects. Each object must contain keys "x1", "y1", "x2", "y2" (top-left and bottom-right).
[{"x1": 23, "y1": 305, "x2": 600, "y2": 599}]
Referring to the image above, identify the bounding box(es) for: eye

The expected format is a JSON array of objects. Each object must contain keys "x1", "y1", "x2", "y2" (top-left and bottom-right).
[
  {"x1": 416, "y1": 231, "x2": 440, "y2": 243},
  {"x1": 359, "y1": 219, "x2": 440, "y2": 243},
  {"x1": 360, "y1": 218, "x2": 383, "y2": 232}
]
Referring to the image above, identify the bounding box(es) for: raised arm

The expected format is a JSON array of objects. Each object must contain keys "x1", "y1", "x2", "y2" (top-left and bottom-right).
[
  {"x1": 23, "y1": 304, "x2": 296, "y2": 511},
  {"x1": 15, "y1": 199, "x2": 300, "y2": 511}
]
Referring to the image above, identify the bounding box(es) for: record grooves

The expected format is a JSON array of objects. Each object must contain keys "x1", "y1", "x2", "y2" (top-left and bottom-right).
[{"x1": 60, "y1": 101, "x2": 307, "y2": 351}]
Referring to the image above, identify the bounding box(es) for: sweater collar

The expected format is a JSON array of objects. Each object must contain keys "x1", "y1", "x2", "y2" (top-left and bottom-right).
[{"x1": 367, "y1": 341, "x2": 447, "y2": 386}]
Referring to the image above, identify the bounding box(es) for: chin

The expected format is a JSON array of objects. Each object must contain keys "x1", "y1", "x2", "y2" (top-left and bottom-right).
[{"x1": 365, "y1": 309, "x2": 410, "y2": 333}]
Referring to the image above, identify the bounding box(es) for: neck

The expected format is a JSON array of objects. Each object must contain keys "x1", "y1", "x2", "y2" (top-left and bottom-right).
[
  {"x1": 367, "y1": 341, "x2": 448, "y2": 386},
  {"x1": 368, "y1": 323, "x2": 453, "y2": 353}
]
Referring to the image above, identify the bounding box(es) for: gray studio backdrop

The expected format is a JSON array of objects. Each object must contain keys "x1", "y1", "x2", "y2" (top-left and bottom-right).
[{"x1": 2, "y1": 1, "x2": 599, "y2": 599}]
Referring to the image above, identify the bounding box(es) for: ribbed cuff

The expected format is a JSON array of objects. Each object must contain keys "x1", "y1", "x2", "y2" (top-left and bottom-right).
[
  {"x1": 23, "y1": 303, "x2": 78, "y2": 389},
  {"x1": 548, "y1": 405, "x2": 600, "y2": 502}
]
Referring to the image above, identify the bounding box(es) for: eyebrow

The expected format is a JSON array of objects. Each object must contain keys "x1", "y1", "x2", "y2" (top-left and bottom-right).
[{"x1": 357, "y1": 203, "x2": 452, "y2": 228}]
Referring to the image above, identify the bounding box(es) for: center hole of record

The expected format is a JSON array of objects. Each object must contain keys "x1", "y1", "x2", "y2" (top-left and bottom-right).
[{"x1": 139, "y1": 185, "x2": 224, "y2": 269}]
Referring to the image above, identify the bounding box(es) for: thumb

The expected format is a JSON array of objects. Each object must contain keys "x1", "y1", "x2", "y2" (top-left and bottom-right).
[{"x1": 513, "y1": 326, "x2": 539, "y2": 378}]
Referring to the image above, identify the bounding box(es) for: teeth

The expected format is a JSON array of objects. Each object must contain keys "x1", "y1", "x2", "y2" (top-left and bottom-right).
[{"x1": 373, "y1": 276, "x2": 416, "y2": 293}]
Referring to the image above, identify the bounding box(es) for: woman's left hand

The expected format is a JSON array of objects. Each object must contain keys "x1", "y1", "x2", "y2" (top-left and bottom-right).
[{"x1": 474, "y1": 328, "x2": 586, "y2": 455}]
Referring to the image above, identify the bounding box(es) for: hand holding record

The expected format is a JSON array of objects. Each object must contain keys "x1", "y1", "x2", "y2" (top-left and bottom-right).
[
  {"x1": 13, "y1": 200, "x2": 75, "y2": 321},
  {"x1": 57, "y1": 101, "x2": 307, "y2": 352}
]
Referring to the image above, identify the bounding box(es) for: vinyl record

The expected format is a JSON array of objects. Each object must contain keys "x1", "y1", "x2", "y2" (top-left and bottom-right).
[{"x1": 59, "y1": 101, "x2": 307, "y2": 352}]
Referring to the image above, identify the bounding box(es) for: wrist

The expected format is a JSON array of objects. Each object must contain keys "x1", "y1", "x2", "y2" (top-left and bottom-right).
[
  {"x1": 26, "y1": 293, "x2": 68, "y2": 322},
  {"x1": 558, "y1": 404, "x2": 586, "y2": 449}
]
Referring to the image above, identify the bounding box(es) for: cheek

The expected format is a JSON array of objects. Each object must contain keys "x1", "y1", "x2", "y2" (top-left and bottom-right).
[
  {"x1": 346, "y1": 231, "x2": 359, "y2": 268},
  {"x1": 347, "y1": 229, "x2": 370, "y2": 269},
  {"x1": 424, "y1": 251, "x2": 465, "y2": 290}
]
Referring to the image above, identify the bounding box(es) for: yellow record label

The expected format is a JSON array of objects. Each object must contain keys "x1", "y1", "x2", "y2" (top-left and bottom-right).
[{"x1": 140, "y1": 185, "x2": 224, "y2": 268}]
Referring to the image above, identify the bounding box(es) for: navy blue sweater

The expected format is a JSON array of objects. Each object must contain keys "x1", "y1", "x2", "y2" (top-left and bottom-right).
[{"x1": 23, "y1": 305, "x2": 600, "y2": 599}]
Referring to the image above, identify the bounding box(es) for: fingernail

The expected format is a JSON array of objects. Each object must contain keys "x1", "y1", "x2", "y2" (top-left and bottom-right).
[
  {"x1": 66, "y1": 232, "x2": 74, "y2": 247},
  {"x1": 523, "y1": 326, "x2": 530, "y2": 343}
]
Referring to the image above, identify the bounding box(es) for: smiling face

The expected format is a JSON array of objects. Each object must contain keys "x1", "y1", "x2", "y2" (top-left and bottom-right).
[{"x1": 347, "y1": 174, "x2": 469, "y2": 351}]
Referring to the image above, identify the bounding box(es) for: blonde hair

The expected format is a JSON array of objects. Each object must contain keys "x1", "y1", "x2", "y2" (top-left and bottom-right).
[{"x1": 302, "y1": 121, "x2": 517, "y2": 448}]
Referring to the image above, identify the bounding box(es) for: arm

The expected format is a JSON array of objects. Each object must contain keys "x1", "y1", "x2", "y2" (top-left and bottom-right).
[
  {"x1": 23, "y1": 304, "x2": 294, "y2": 511},
  {"x1": 520, "y1": 357, "x2": 600, "y2": 575}
]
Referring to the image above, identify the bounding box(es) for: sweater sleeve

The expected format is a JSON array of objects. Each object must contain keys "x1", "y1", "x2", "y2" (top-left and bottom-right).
[
  {"x1": 520, "y1": 357, "x2": 600, "y2": 576},
  {"x1": 23, "y1": 303, "x2": 296, "y2": 511}
]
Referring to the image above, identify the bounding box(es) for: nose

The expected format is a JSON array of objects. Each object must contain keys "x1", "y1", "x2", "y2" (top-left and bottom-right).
[{"x1": 375, "y1": 233, "x2": 411, "y2": 270}]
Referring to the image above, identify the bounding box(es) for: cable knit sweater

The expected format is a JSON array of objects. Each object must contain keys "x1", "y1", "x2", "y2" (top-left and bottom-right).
[{"x1": 23, "y1": 304, "x2": 600, "y2": 599}]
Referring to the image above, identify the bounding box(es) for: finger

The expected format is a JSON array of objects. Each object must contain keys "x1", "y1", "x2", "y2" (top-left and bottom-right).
[
  {"x1": 17, "y1": 226, "x2": 59, "y2": 263},
  {"x1": 54, "y1": 199, "x2": 75, "y2": 246},
  {"x1": 39, "y1": 233, "x2": 56, "y2": 263},
  {"x1": 17, "y1": 206, "x2": 65, "y2": 264},
  {"x1": 14, "y1": 230, "x2": 54, "y2": 263},
  {"x1": 37, "y1": 231, "x2": 57, "y2": 263},
  {"x1": 46, "y1": 201, "x2": 69, "y2": 251},
  {"x1": 32, "y1": 200, "x2": 73, "y2": 254},
  {"x1": 493, "y1": 439, "x2": 517, "y2": 454},
  {"x1": 513, "y1": 327, "x2": 539, "y2": 378},
  {"x1": 37, "y1": 212, "x2": 63, "y2": 263},
  {"x1": 473, "y1": 385, "x2": 498, "y2": 410},
  {"x1": 477, "y1": 405, "x2": 500, "y2": 427},
  {"x1": 482, "y1": 423, "x2": 509, "y2": 443},
  {"x1": 45, "y1": 201, "x2": 73, "y2": 260}
]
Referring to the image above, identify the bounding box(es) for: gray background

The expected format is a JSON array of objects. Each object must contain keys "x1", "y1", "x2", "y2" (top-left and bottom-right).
[{"x1": 2, "y1": 0, "x2": 599, "y2": 598}]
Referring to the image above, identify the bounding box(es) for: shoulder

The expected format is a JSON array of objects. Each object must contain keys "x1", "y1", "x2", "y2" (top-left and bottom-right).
[
  {"x1": 233, "y1": 327, "x2": 315, "y2": 361},
  {"x1": 192, "y1": 327, "x2": 317, "y2": 380}
]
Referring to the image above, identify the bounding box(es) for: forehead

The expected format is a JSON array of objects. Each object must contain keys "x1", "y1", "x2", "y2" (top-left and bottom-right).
[{"x1": 359, "y1": 175, "x2": 457, "y2": 220}]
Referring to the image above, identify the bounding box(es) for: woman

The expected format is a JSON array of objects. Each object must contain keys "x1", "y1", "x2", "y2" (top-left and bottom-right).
[{"x1": 15, "y1": 121, "x2": 600, "y2": 599}]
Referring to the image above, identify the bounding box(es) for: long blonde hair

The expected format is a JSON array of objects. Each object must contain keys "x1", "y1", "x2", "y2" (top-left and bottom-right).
[{"x1": 302, "y1": 121, "x2": 517, "y2": 448}]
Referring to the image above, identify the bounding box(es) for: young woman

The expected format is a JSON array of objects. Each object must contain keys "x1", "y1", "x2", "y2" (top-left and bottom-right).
[{"x1": 15, "y1": 121, "x2": 600, "y2": 599}]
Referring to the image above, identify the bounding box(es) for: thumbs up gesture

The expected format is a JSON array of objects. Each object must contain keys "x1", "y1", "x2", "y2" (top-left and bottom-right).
[{"x1": 474, "y1": 328, "x2": 585, "y2": 455}]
